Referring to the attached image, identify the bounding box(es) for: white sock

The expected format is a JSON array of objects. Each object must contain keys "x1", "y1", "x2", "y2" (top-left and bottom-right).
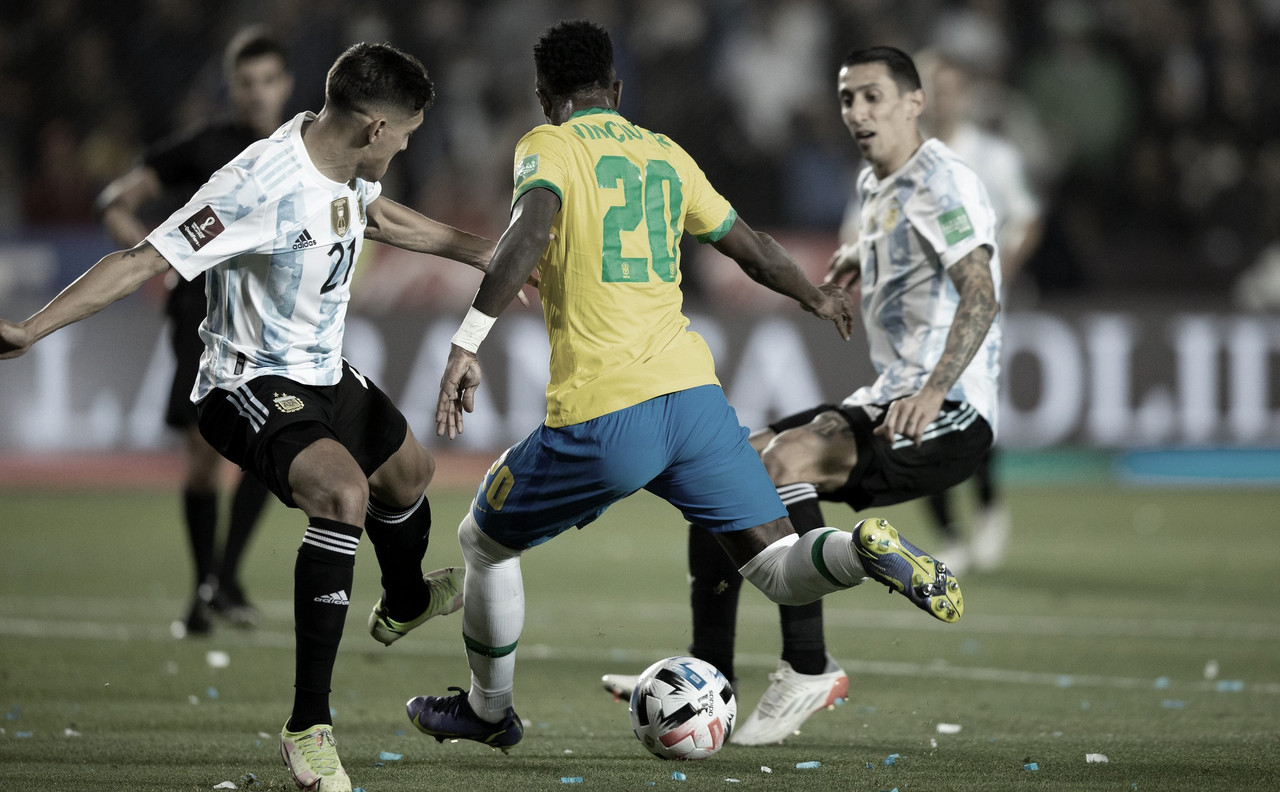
[
  {"x1": 458, "y1": 510, "x2": 524, "y2": 721},
  {"x1": 738, "y1": 528, "x2": 866, "y2": 606}
]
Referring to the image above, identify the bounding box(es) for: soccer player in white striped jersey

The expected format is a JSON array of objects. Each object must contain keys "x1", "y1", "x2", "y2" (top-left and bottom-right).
[
  {"x1": 1, "y1": 42, "x2": 492, "y2": 792},
  {"x1": 664, "y1": 45, "x2": 1001, "y2": 746}
]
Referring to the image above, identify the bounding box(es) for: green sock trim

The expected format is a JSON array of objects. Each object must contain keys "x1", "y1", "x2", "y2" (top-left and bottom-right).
[
  {"x1": 463, "y1": 632, "x2": 518, "y2": 658},
  {"x1": 811, "y1": 529, "x2": 856, "y2": 588}
]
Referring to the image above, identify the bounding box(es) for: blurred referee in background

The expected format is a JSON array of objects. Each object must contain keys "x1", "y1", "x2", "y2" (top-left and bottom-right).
[{"x1": 95, "y1": 27, "x2": 293, "y2": 636}]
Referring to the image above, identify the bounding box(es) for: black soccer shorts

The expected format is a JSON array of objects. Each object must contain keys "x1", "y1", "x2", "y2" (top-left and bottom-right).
[
  {"x1": 195, "y1": 360, "x2": 408, "y2": 508},
  {"x1": 767, "y1": 400, "x2": 993, "y2": 511}
]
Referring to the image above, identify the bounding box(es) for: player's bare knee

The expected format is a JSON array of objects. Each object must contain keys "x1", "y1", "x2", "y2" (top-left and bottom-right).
[
  {"x1": 294, "y1": 475, "x2": 369, "y2": 524},
  {"x1": 760, "y1": 437, "x2": 812, "y2": 485}
]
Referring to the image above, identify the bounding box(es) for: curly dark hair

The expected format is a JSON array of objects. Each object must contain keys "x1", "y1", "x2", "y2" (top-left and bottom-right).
[
  {"x1": 325, "y1": 42, "x2": 434, "y2": 116},
  {"x1": 841, "y1": 46, "x2": 922, "y2": 94},
  {"x1": 533, "y1": 19, "x2": 614, "y2": 98}
]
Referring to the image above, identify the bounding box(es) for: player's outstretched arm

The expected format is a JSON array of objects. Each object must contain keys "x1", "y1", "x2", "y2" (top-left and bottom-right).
[
  {"x1": 364, "y1": 196, "x2": 495, "y2": 271},
  {"x1": 0, "y1": 243, "x2": 171, "y2": 360},
  {"x1": 876, "y1": 245, "x2": 999, "y2": 446},
  {"x1": 712, "y1": 217, "x2": 855, "y2": 340},
  {"x1": 434, "y1": 187, "x2": 559, "y2": 438}
]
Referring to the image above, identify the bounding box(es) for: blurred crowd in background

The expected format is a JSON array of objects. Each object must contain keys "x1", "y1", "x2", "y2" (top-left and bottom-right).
[{"x1": 3, "y1": 0, "x2": 1280, "y2": 304}]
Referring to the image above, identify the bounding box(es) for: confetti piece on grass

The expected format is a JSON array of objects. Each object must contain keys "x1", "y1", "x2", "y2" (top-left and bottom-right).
[
  {"x1": 672, "y1": 771, "x2": 686, "y2": 781},
  {"x1": 882, "y1": 753, "x2": 900, "y2": 766},
  {"x1": 378, "y1": 751, "x2": 403, "y2": 761},
  {"x1": 1024, "y1": 762, "x2": 1039, "y2": 771},
  {"x1": 1086, "y1": 753, "x2": 1109, "y2": 763},
  {"x1": 1215, "y1": 680, "x2": 1244, "y2": 692},
  {"x1": 796, "y1": 761, "x2": 821, "y2": 769},
  {"x1": 206, "y1": 650, "x2": 230, "y2": 668},
  {"x1": 213, "y1": 783, "x2": 237, "y2": 790},
  {"x1": 936, "y1": 723, "x2": 962, "y2": 734},
  {"x1": 560, "y1": 777, "x2": 583, "y2": 784},
  {"x1": 760, "y1": 766, "x2": 771, "y2": 774},
  {"x1": 1160, "y1": 700, "x2": 1186, "y2": 709}
]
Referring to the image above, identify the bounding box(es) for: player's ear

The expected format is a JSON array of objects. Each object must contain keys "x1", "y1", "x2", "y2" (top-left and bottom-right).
[
  {"x1": 906, "y1": 87, "x2": 925, "y2": 121},
  {"x1": 365, "y1": 116, "x2": 387, "y2": 145},
  {"x1": 611, "y1": 79, "x2": 623, "y2": 111}
]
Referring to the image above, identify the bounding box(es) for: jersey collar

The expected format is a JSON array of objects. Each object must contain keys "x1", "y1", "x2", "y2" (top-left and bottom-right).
[{"x1": 568, "y1": 107, "x2": 619, "y2": 120}]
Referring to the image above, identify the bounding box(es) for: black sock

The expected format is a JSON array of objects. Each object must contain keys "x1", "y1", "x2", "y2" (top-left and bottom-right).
[
  {"x1": 687, "y1": 522, "x2": 742, "y2": 685},
  {"x1": 927, "y1": 491, "x2": 961, "y2": 539},
  {"x1": 288, "y1": 518, "x2": 361, "y2": 732},
  {"x1": 182, "y1": 490, "x2": 218, "y2": 590},
  {"x1": 217, "y1": 474, "x2": 271, "y2": 591},
  {"x1": 975, "y1": 450, "x2": 996, "y2": 506},
  {"x1": 364, "y1": 494, "x2": 431, "y2": 621},
  {"x1": 776, "y1": 484, "x2": 827, "y2": 675}
]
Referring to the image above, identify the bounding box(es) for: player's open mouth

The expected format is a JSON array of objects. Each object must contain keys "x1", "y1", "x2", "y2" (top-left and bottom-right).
[{"x1": 855, "y1": 131, "x2": 875, "y2": 141}]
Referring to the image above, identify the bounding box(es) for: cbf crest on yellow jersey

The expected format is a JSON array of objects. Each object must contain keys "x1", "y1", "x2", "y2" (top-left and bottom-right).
[{"x1": 513, "y1": 108, "x2": 737, "y2": 427}]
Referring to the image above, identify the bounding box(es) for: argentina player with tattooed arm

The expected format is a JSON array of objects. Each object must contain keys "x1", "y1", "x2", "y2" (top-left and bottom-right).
[{"x1": 1, "y1": 42, "x2": 496, "y2": 792}]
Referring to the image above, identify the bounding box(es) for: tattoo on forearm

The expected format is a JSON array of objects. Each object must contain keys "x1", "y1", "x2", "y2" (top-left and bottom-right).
[{"x1": 929, "y1": 247, "x2": 998, "y2": 394}]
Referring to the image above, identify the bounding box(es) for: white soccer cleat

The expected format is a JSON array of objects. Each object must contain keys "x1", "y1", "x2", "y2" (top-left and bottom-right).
[
  {"x1": 729, "y1": 658, "x2": 848, "y2": 745},
  {"x1": 970, "y1": 505, "x2": 1010, "y2": 572},
  {"x1": 601, "y1": 673, "x2": 640, "y2": 700},
  {"x1": 280, "y1": 723, "x2": 351, "y2": 791}
]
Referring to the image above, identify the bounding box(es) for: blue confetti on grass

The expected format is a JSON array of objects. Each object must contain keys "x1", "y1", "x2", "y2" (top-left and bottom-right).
[
  {"x1": 4, "y1": 706, "x2": 19, "y2": 720},
  {"x1": 206, "y1": 687, "x2": 219, "y2": 699},
  {"x1": 1215, "y1": 680, "x2": 1245, "y2": 692},
  {"x1": 672, "y1": 771, "x2": 686, "y2": 781},
  {"x1": 796, "y1": 761, "x2": 821, "y2": 769},
  {"x1": 16, "y1": 731, "x2": 33, "y2": 738},
  {"x1": 560, "y1": 778, "x2": 583, "y2": 784},
  {"x1": 1153, "y1": 676, "x2": 1170, "y2": 689},
  {"x1": 1025, "y1": 762, "x2": 1039, "y2": 771},
  {"x1": 882, "y1": 753, "x2": 900, "y2": 766},
  {"x1": 1056, "y1": 675, "x2": 1075, "y2": 688},
  {"x1": 378, "y1": 751, "x2": 403, "y2": 761}
]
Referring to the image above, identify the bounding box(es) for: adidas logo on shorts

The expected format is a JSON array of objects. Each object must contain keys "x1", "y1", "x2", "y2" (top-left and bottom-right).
[
  {"x1": 292, "y1": 229, "x2": 316, "y2": 249},
  {"x1": 314, "y1": 590, "x2": 350, "y2": 605}
]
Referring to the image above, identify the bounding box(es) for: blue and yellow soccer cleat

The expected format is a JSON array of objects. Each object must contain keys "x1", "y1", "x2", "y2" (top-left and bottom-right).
[
  {"x1": 368, "y1": 567, "x2": 465, "y2": 646},
  {"x1": 852, "y1": 518, "x2": 964, "y2": 623},
  {"x1": 407, "y1": 687, "x2": 523, "y2": 753}
]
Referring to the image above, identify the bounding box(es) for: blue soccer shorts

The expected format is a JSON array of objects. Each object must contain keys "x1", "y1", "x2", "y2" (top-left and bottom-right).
[{"x1": 471, "y1": 384, "x2": 786, "y2": 550}]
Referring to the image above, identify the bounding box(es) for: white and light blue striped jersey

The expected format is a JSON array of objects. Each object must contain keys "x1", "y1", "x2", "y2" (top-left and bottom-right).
[
  {"x1": 842, "y1": 138, "x2": 1002, "y2": 433},
  {"x1": 147, "y1": 112, "x2": 382, "y2": 402}
]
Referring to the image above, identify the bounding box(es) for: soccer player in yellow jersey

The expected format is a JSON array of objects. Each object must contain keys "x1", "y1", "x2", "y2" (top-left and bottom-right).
[{"x1": 404, "y1": 20, "x2": 963, "y2": 750}]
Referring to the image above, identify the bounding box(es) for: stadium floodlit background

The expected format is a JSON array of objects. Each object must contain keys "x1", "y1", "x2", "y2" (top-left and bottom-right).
[{"x1": 1, "y1": 1, "x2": 1278, "y2": 790}]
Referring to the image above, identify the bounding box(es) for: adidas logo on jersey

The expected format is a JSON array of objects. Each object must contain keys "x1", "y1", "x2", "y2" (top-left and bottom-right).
[
  {"x1": 314, "y1": 590, "x2": 350, "y2": 605},
  {"x1": 292, "y1": 229, "x2": 316, "y2": 250}
]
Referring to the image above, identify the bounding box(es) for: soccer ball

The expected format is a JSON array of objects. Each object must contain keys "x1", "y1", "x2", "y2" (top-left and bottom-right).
[{"x1": 629, "y1": 656, "x2": 736, "y2": 760}]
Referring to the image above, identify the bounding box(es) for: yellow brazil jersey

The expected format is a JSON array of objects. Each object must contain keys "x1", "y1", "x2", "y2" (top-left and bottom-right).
[{"x1": 512, "y1": 107, "x2": 737, "y2": 427}]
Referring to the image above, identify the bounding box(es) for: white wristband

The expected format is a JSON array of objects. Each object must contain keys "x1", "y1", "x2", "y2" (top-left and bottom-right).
[{"x1": 450, "y1": 306, "x2": 496, "y2": 354}]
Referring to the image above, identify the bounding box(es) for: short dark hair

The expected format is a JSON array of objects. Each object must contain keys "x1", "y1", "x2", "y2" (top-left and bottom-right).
[
  {"x1": 533, "y1": 19, "x2": 614, "y2": 99},
  {"x1": 223, "y1": 26, "x2": 288, "y2": 78},
  {"x1": 841, "y1": 46, "x2": 922, "y2": 94},
  {"x1": 325, "y1": 42, "x2": 434, "y2": 116}
]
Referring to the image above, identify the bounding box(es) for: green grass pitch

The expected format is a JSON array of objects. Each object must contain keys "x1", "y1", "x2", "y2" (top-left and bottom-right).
[{"x1": 1, "y1": 479, "x2": 1278, "y2": 791}]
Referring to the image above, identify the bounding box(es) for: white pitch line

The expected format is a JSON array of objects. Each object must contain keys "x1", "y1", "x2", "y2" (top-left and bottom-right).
[
  {"x1": 4, "y1": 595, "x2": 1276, "y2": 642},
  {"x1": 1, "y1": 614, "x2": 1276, "y2": 696}
]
